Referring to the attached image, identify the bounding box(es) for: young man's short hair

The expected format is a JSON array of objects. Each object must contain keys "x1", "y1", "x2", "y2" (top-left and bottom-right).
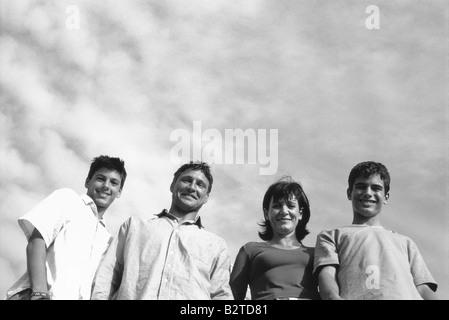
[
  {"x1": 347, "y1": 161, "x2": 390, "y2": 194},
  {"x1": 87, "y1": 155, "x2": 127, "y2": 189}
]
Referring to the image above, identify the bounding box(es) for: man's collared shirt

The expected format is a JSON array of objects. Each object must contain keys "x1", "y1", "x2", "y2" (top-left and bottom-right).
[
  {"x1": 6, "y1": 188, "x2": 111, "y2": 300},
  {"x1": 91, "y1": 210, "x2": 233, "y2": 300}
]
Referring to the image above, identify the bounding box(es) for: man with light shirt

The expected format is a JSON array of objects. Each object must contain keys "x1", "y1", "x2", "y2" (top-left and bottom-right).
[{"x1": 91, "y1": 161, "x2": 232, "y2": 300}]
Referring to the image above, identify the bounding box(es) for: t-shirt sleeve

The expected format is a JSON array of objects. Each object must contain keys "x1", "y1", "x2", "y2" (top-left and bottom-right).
[
  {"x1": 407, "y1": 238, "x2": 438, "y2": 292},
  {"x1": 18, "y1": 188, "x2": 77, "y2": 248},
  {"x1": 313, "y1": 230, "x2": 339, "y2": 276},
  {"x1": 229, "y1": 244, "x2": 251, "y2": 300}
]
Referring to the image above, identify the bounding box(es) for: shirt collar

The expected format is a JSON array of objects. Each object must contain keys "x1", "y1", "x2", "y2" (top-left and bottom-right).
[
  {"x1": 156, "y1": 209, "x2": 203, "y2": 228},
  {"x1": 81, "y1": 194, "x2": 106, "y2": 226}
]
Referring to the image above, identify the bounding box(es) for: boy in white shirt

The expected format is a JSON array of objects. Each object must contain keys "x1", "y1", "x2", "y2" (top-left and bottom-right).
[{"x1": 6, "y1": 155, "x2": 127, "y2": 300}]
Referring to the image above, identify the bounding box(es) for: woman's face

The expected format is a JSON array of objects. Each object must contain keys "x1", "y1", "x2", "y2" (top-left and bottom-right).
[{"x1": 264, "y1": 195, "x2": 302, "y2": 237}]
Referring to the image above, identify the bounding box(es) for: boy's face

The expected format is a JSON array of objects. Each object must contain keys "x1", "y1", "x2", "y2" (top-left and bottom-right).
[
  {"x1": 85, "y1": 168, "x2": 123, "y2": 213},
  {"x1": 264, "y1": 196, "x2": 302, "y2": 237},
  {"x1": 347, "y1": 174, "x2": 389, "y2": 220},
  {"x1": 170, "y1": 169, "x2": 210, "y2": 213}
]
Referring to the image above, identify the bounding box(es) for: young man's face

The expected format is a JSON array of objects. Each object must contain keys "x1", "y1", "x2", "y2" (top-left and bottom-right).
[
  {"x1": 170, "y1": 169, "x2": 210, "y2": 214},
  {"x1": 85, "y1": 168, "x2": 123, "y2": 213},
  {"x1": 347, "y1": 174, "x2": 389, "y2": 220},
  {"x1": 264, "y1": 196, "x2": 302, "y2": 237}
]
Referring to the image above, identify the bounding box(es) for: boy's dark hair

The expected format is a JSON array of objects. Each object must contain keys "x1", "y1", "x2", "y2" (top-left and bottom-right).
[
  {"x1": 348, "y1": 161, "x2": 390, "y2": 194},
  {"x1": 87, "y1": 155, "x2": 127, "y2": 189},
  {"x1": 258, "y1": 176, "x2": 311, "y2": 242},
  {"x1": 171, "y1": 161, "x2": 213, "y2": 193}
]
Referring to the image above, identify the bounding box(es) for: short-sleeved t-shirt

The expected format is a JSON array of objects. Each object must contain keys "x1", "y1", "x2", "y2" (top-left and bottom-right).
[
  {"x1": 230, "y1": 242, "x2": 319, "y2": 300},
  {"x1": 314, "y1": 225, "x2": 437, "y2": 300}
]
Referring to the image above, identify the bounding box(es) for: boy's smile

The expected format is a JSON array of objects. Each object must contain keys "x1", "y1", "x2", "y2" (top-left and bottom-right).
[
  {"x1": 85, "y1": 168, "x2": 123, "y2": 214},
  {"x1": 348, "y1": 174, "x2": 389, "y2": 224}
]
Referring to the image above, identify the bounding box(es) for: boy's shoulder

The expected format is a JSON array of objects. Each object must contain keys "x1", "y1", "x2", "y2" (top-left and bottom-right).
[
  {"x1": 317, "y1": 224, "x2": 361, "y2": 235},
  {"x1": 318, "y1": 224, "x2": 416, "y2": 245},
  {"x1": 387, "y1": 228, "x2": 416, "y2": 243},
  {"x1": 39, "y1": 188, "x2": 82, "y2": 206},
  {"x1": 49, "y1": 187, "x2": 79, "y2": 198}
]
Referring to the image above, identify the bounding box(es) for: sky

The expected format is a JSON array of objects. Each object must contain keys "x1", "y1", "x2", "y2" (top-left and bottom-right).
[{"x1": 0, "y1": 0, "x2": 448, "y2": 299}]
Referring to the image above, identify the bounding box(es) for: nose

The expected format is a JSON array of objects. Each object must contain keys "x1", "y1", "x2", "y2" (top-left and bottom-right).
[
  {"x1": 101, "y1": 180, "x2": 111, "y2": 190},
  {"x1": 185, "y1": 182, "x2": 195, "y2": 192},
  {"x1": 361, "y1": 186, "x2": 373, "y2": 197},
  {"x1": 280, "y1": 204, "x2": 289, "y2": 215}
]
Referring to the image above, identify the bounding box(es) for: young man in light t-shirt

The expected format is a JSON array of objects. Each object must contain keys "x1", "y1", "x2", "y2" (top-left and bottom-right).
[
  {"x1": 313, "y1": 161, "x2": 438, "y2": 300},
  {"x1": 6, "y1": 155, "x2": 127, "y2": 300}
]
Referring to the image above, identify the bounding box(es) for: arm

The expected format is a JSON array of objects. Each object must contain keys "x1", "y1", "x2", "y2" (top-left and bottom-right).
[
  {"x1": 416, "y1": 284, "x2": 439, "y2": 300},
  {"x1": 27, "y1": 228, "x2": 49, "y2": 300},
  {"x1": 407, "y1": 238, "x2": 438, "y2": 300},
  {"x1": 229, "y1": 246, "x2": 251, "y2": 300},
  {"x1": 209, "y1": 240, "x2": 233, "y2": 300},
  {"x1": 91, "y1": 219, "x2": 129, "y2": 300},
  {"x1": 317, "y1": 265, "x2": 344, "y2": 300}
]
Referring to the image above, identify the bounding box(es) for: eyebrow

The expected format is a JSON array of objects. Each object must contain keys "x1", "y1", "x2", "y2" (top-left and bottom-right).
[
  {"x1": 96, "y1": 173, "x2": 121, "y2": 182},
  {"x1": 273, "y1": 198, "x2": 298, "y2": 205},
  {"x1": 354, "y1": 182, "x2": 383, "y2": 188},
  {"x1": 181, "y1": 174, "x2": 208, "y2": 185}
]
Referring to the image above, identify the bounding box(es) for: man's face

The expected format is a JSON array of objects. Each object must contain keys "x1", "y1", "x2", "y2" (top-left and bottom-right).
[
  {"x1": 347, "y1": 174, "x2": 388, "y2": 220},
  {"x1": 170, "y1": 169, "x2": 210, "y2": 213},
  {"x1": 85, "y1": 168, "x2": 122, "y2": 213}
]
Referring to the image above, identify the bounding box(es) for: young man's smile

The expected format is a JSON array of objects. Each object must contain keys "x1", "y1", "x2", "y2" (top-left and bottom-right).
[
  {"x1": 348, "y1": 174, "x2": 388, "y2": 223},
  {"x1": 85, "y1": 168, "x2": 123, "y2": 214}
]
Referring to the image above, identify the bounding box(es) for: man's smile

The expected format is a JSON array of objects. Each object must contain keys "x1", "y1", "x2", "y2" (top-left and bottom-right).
[{"x1": 181, "y1": 193, "x2": 197, "y2": 200}]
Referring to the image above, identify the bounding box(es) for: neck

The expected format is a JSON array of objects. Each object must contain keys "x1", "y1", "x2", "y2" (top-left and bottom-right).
[
  {"x1": 96, "y1": 207, "x2": 106, "y2": 220},
  {"x1": 269, "y1": 233, "x2": 301, "y2": 248},
  {"x1": 169, "y1": 206, "x2": 198, "y2": 223},
  {"x1": 352, "y1": 215, "x2": 382, "y2": 226}
]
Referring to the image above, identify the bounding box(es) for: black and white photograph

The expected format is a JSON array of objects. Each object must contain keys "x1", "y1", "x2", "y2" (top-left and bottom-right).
[{"x1": 1, "y1": 0, "x2": 447, "y2": 306}]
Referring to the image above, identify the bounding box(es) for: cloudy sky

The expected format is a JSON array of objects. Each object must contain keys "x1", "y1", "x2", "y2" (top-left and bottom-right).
[{"x1": 1, "y1": 0, "x2": 448, "y2": 299}]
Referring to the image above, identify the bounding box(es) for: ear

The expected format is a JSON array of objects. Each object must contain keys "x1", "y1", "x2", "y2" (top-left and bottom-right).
[
  {"x1": 85, "y1": 177, "x2": 90, "y2": 189},
  {"x1": 383, "y1": 192, "x2": 389, "y2": 205},
  {"x1": 170, "y1": 182, "x2": 174, "y2": 193},
  {"x1": 116, "y1": 188, "x2": 122, "y2": 199},
  {"x1": 203, "y1": 193, "x2": 209, "y2": 204},
  {"x1": 347, "y1": 188, "x2": 352, "y2": 200}
]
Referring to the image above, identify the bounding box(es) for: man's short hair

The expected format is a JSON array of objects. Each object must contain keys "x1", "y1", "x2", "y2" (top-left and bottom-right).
[{"x1": 171, "y1": 161, "x2": 213, "y2": 193}]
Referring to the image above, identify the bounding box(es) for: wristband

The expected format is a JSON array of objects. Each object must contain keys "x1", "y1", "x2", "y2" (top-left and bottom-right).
[{"x1": 30, "y1": 291, "x2": 51, "y2": 300}]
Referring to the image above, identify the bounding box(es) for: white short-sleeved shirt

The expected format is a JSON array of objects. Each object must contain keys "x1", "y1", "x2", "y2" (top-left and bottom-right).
[{"x1": 6, "y1": 188, "x2": 112, "y2": 300}]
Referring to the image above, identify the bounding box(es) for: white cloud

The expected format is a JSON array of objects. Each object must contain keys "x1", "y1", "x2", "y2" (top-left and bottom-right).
[{"x1": 1, "y1": 0, "x2": 447, "y2": 299}]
